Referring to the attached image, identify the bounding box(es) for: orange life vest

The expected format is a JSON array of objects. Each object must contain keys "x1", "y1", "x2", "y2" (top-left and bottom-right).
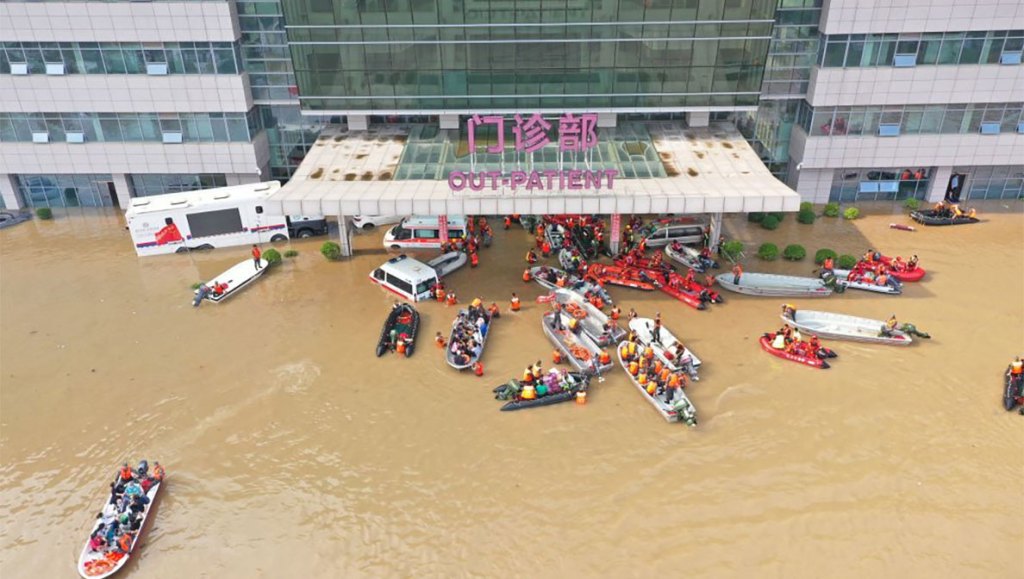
[
  {"x1": 510, "y1": 297, "x2": 521, "y2": 311},
  {"x1": 610, "y1": 307, "x2": 620, "y2": 320},
  {"x1": 472, "y1": 362, "x2": 484, "y2": 376},
  {"x1": 470, "y1": 253, "x2": 479, "y2": 267},
  {"x1": 119, "y1": 467, "x2": 133, "y2": 481},
  {"x1": 553, "y1": 349, "x2": 563, "y2": 364},
  {"x1": 522, "y1": 269, "x2": 532, "y2": 281},
  {"x1": 599, "y1": 351, "x2": 610, "y2": 365},
  {"x1": 1012, "y1": 361, "x2": 1023, "y2": 375},
  {"x1": 118, "y1": 534, "x2": 132, "y2": 552},
  {"x1": 522, "y1": 370, "x2": 534, "y2": 383}
]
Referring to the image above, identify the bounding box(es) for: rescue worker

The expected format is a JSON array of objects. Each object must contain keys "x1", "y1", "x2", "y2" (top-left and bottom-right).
[
  {"x1": 881, "y1": 314, "x2": 899, "y2": 337},
  {"x1": 568, "y1": 316, "x2": 580, "y2": 334},
  {"x1": 732, "y1": 263, "x2": 743, "y2": 285},
  {"x1": 470, "y1": 251, "x2": 479, "y2": 268},
  {"x1": 116, "y1": 532, "x2": 133, "y2": 554},
  {"x1": 522, "y1": 268, "x2": 532, "y2": 282},
  {"x1": 435, "y1": 332, "x2": 446, "y2": 348},
  {"x1": 435, "y1": 285, "x2": 446, "y2": 302},
  {"x1": 532, "y1": 361, "x2": 544, "y2": 381},
  {"x1": 488, "y1": 302, "x2": 501, "y2": 319},
  {"x1": 525, "y1": 249, "x2": 538, "y2": 264},
  {"x1": 522, "y1": 366, "x2": 535, "y2": 384},
  {"x1": 809, "y1": 335, "x2": 822, "y2": 357},
  {"x1": 510, "y1": 293, "x2": 521, "y2": 312},
  {"x1": 822, "y1": 256, "x2": 834, "y2": 272},
  {"x1": 1009, "y1": 357, "x2": 1023, "y2": 389},
  {"x1": 864, "y1": 249, "x2": 875, "y2": 263},
  {"x1": 472, "y1": 362, "x2": 484, "y2": 376},
  {"x1": 541, "y1": 239, "x2": 552, "y2": 257},
  {"x1": 652, "y1": 314, "x2": 663, "y2": 343},
  {"x1": 908, "y1": 255, "x2": 919, "y2": 269},
  {"x1": 610, "y1": 306, "x2": 621, "y2": 320},
  {"x1": 553, "y1": 349, "x2": 563, "y2": 364},
  {"x1": 599, "y1": 350, "x2": 611, "y2": 366},
  {"x1": 446, "y1": 292, "x2": 458, "y2": 306}
]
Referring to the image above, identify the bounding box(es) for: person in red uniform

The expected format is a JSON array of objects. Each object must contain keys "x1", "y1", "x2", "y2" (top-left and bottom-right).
[{"x1": 251, "y1": 245, "x2": 262, "y2": 269}]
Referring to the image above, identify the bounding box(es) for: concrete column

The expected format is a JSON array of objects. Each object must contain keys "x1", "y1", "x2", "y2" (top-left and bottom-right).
[
  {"x1": 440, "y1": 114, "x2": 460, "y2": 130},
  {"x1": 687, "y1": 112, "x2": 710, "y2": 128},
  {"x1": 347, "y1": 115, "x2": 369, "y2": 131},
  {"x1": 926, "y1": 166, "x2": 952, "y2": 203},
  {"x1": 337, "y1": 215, "x2": 353, "y2": 257},
  {"x1": 0, "y1": 174, "x2": 24, "y2": 209},
  {"x1": 597, "y1": 113, "x2": 617, "y2": 128},
  {"x1": 793, "y1": 168, "x2": 834, "y2": 204},
  {"x1": 708, "y1": 212, "x2": 723, "y2": 254},
  {"x1": 111, "y1": 174, "x2": 133, "y2": 209}
]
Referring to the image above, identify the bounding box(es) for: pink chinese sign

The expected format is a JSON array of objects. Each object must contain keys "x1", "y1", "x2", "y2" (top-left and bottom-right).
[{"x1": 453, "y1": 113, "x2": 616, "y2": 193}]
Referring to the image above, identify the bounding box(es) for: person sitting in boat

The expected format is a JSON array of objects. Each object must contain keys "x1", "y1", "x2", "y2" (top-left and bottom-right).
[
  {"x1": 822, "y1": 256, "x2": 834, "y2": 273},
  {"x1": 907, "y1": 255, "x2": 919, "y2": 270},
  {"x1": 771, "y1": 331, "x2": 786, "y2": 349},
  {"x1": 88, "y1": 529, "x2": 107, "y2": 552},
  {"x1": 881, "y1": 314, "x2": 899, "y2": 337},
  {"x1": 781, "y1": 304, "x2": 797, "y2": 319},
  {"x1": 809, "y1": 335, "x2": 823, "y2": 356},
  {"x1": 967, "y1": 208, "x2": 976, "y2": 219},
  {"x1": 212, "y1": 281, "x2": 229, "y2": 296},
  {"x1": 525, "y1": 249, "x2": 538, "y2": 264},
  {"x1": 683, "y1": 268, "x2": 696, "y2": 286},
  {"x1": 875, "y1": 272, "x2": 890, "y2": 286}
]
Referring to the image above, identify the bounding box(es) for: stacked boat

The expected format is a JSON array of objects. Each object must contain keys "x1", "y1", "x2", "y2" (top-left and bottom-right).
[
  {"x1": 551, "y1": 289, "x2": 625, "y2": 347},
  {"x1": 664, "y1": 243, "x2": 719, "y2": 273},
  {"x1": 714, "y1": 272, "x2": 834, "y2": 297},
  {"x1": 542, "y1": 311, "x2": 613, "y2": 375},
  {"x1": 529, "y1": 266, "x2": 613, "y2": 305}
]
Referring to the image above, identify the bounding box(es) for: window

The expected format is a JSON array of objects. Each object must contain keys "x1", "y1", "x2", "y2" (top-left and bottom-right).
[
  {"x1": 186, "y1": 208, "x2": 245, "y2": 238},
  {"x1": 386, "y1": 274, "x2": 413, "y2": 295},
  {"x1": 373, "y1": 268, "x2": 385, "y2": 281}
]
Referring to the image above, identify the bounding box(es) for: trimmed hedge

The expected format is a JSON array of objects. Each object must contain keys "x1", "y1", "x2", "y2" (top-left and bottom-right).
[
  {"x1": 903, "y1": 198, "x2": 921, "y2": 211},
  {"x1": 747, "y1": 212, "x2": 765, "y2": 223},
  {"x1": 814, "y1": 248, "x2": 838, "y2": 264},
  {"x1": 768, "y1": 212, "x2": 785, "y2": 222},
  {"x1": 799, "y1": 201, "x2": 813, "y2": 213},
  {"x1": 823, "y1": 202, "x2": 840, "y2": 217},
  {"x1": 761, "y1": 215, "x2": 781, "y2": 230},
  {"x1": 320, "y1": 241, "x2": 342, "y2": 261},
  {"x1": 797, "y1": 209, "x2": 816, "y2": 224},
  {"x1": 837, "y1": 254, "x2": 858, "y2": 269},
  {"x1": 35, "y1": 207, "x2": 53, "y2": 220},
  {"x1": 284, "y1": 249, "x2": 299, "y2": 258},
  {"x1": 263, "y1": 248, "x2": 282, "y2": 266},
  {"x1": 783, "y1": 244, "x2": 807, "y2": 261},
  {"x1": 721, "y1": 240, "x2": 744, "y2": 261},
  {"x1": 843, "y1": 207, "x2": 860, "y2": 220},
  {"x1": 757, "y1": 242, "x2": 779, "y2": 261}
]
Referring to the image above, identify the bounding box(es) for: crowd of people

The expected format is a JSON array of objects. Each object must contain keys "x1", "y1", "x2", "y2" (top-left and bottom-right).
[
  {"x1": 86, "y1": 461, "x2": 165, "y2": 557},
  {"x1": 930, "y1": 201, "x2": 976, "y2": 220},
  {"x1": 619, "y1": 339, "x2": 689, "y2": 405},
  {"x1": 448, "y1": 299, "x2": 491, "y2": 367}
]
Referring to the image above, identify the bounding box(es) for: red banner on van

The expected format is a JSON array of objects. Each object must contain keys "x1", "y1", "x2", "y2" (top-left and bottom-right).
[{"x1": 155, "y1": 223, "x2": 183, "y2": 245}]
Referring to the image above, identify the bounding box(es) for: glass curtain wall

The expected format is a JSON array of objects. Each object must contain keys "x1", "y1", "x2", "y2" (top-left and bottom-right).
[
  {"x1": 829, "y1": 167, "x2": 932, "y2": 202},
  {"x1": 128, "y1": 174, "x2": 228, "y2": 197},
  {"x1": 282, "y1": 0, "x2": 777, "y2": 111},
  {"x1": 15, "y1": 174, "x2": 114, "y2": 208},
  {"x1": 957, "y1": 165, "x2": 1024, "y2": 200}
]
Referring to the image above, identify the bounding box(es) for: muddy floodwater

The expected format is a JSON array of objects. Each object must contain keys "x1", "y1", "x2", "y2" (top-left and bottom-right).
[{"x1": 1, "y1": 204, "x2": 1023, "y2": 578}]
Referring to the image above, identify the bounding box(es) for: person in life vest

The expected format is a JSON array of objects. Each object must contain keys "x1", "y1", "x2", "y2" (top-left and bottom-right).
[
  {"x1": 541, "y1": 240, "x2": 552, "y2": 257},
  {"x1": 908, "y1": 254, "x2": 919, "y2": 269},
  {"x1": 395, "y1": 337, "x2": 407, "y2": 356},
  {"x1": 119, "y1": 463, "x2": 133, "y2": 482},
  {"x1": 472, "y1": 362, "x2": 484, "y2": 376},
  {"x1": 251, "y1": 244, "x2": 262, "y2": 270},
  {"x1": 446, "y1": 292, "x2": 458, "y2": 306},
  {"x1": 822, "y1": 256, "x2": 834, "y2": 272},
  {"x1": 116, "y1": 532, "x2": 133, "y2": 554},
  {"x1": 863, "y1": 249, "x2": 875, "y2": 263},
  {"x1": 809, "y1": 335, "x2": 823, "y2": 357},
  {"x1": 504, "y1": 215, "x2": 512, "y2": 229},
  {"x1": 553, "y1": 349, "x2": 563, "y2": 364},
  {"x1": 487, "y1": 302, "x2": 501, "y2": 319},
  {"x1": 599, "y1": 350, "x2": 611, "y2": 366},
  {"x1": 532, "y1": 361, "x2": 543, "y2": 381},
  {"x1": 732, "y1": 263, "x2": 743, "y2": 285},
  {"x1": 967, "y1": 208, "x2": 977, "y2": 219},
  {"x1": 555, "y1": 275, "x2": 567, "y2": 288},
  {"x1": 881, "y1": 314, "x2": 899, "y2": 337},
  {"x1": 683, "y1": 268, "x2": 695, "y2": 286},
  {"x1": 522, "y1": 268, "x2": 532, "y2": 283},
  {"x1": 469, "y1": 251, "x2": 479, "y2": 268},
  {"x1": 771, "y1": 332, "x2": 786, "y2": 349},
  {"x1": 568, "y1": 317, "x2": 580, "y2": 334},
  {"x1": 609, "y1": 306, "x2": 621, "y2": 320},
  {"x1": 510, "y1": 293, "x2": 521, "y2": 312},
  {"x1": 435, "y1": 332, "x2": 447, "y2": 348},
  {"x1": 525, "y1": 249, "x2": 538, "y2": 264},
  {"x1": 435, "y1": 285, "x2": 446, "y2": 302},
  {"x1": 522, "y1": 366, "x2": 535, "y2": 384}
]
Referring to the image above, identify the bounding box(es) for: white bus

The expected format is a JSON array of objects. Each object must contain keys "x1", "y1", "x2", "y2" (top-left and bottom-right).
[
  {"x1": 382, "y1": 215, "x2": 468, "y2": 249},
  {"x1": 125, "y1": 182, "x2": 304, "y2": 257}
]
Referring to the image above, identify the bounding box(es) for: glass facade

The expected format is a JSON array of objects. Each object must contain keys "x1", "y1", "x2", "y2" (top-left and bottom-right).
[
  {"x1": 828, "y1": 167, "x2": 932, "y2": 202},
  {"x1": 257, "y1": 105, "x2": 335, "y2": 180},
  {"x1": 15, "y1": 174, "x2": 115, "y2": 208},
  {"x1": 956, "y1": 165, "x2": 1024, "y2": 200},
  {"x1": 797, "y1": 102, "x2": 1024, "y2": 137},
  {"x1": 0, "y1": 112, "x2": 261, "y2": 143},
  {"x1": 0, "y1": 42, "x2": 243, "y2": 75},
  {"x1": 281, "y1": 0, "x2": 776, "y2": 111},
  {"x1": 238, "y1": 0, "x2": 298, "y2": 101},
  {"x1": 128, "y1": 174, "x2": 228, "y2": 197},
  {"x1": 818, "y1": 30, "x2": 1024, "y2": 68}
]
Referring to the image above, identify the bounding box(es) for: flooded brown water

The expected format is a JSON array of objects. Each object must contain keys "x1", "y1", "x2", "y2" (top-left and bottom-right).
[{"x1": 1, "y1": 204, "x2": 1023, "y2": 578}]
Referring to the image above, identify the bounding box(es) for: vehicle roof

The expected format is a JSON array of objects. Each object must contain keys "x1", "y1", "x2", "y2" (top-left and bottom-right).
[
  {"x1": 378, "y1": 255, "x2": 438, "y2": 282},
  {"x1": 402, "y1": 215, "x2": 467, "y2": 227},
  {"x1": 125, "y1": 181, "x2": 281, "y2": 216}
]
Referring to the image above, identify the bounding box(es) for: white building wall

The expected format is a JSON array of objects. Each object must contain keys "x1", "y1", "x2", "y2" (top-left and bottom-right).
[
  {"x1": 820, "y1": 0, "x2": 1024, "y2": 35},
  {"x1": 0, "y1": 2, "x2": 239, "y2": 43},
  {"x1": 0, "y1": 74, "x2": 254, "y2": 114},
  {"x1": 807, "y1": 65, "x2": 1024, "y2": 107},
  {"x1": 796, "y1": 130, "x2": 1024, "y2": 169},
  {"x1": 0, "y1": 131, "x2": 270, "y2": 176}
]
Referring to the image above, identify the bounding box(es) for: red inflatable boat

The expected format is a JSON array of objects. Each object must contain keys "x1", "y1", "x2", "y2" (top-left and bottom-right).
[
  {"x1": 587, "y1": 263, "x2": 658, "y2": 291},
  {"x1": 759, "y1": 334, "x2": 830, "y2": 369},
  {"x1": 879, "y1": 255, "x2": 926, "y2": 282}
]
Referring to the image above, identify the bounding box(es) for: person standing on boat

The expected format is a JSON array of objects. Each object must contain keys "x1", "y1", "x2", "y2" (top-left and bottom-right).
[
  {"x1": 252, "y1": 245, "x2": 262, "y2": 269},
  {"x1": 732, "y1": 263, "x2": 743, "y2": 285},
  {"x1": 652, "y1": 313, "x2": 663, "y2": 344}
]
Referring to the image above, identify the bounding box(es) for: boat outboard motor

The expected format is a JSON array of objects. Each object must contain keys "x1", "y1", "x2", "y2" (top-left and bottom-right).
[{"x1": 136, "y1": 460, "x2": 149, "y2": 477}]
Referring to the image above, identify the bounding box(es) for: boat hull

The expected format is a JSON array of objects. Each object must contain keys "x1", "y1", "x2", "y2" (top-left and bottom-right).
[
  {"x1": 78, "y1": 474, "x2": 162, "y2": 579},
  {"x1": 911, "y1": 210, "x2": 979, "y2": 226},
  {"x1": 375, "y1": 304, "x2": 420, "y2": 357},
  {"x1": 714, "y1": 272, "x2": 832, "y2": 297},
  {"x1": 830, "y1": 269, "x2": 902, "y2": 295},
  {"x1": 446, "y1": 309, "x2": 491, "y2": 369},
  {"x1": 781, "y1": 310, "x2": 912, "y2": 346},
  {"x1": 542, "y1": 312, "x2": 612, "y2": 375},
  {"x1": 759, "y1": 335, "x2": 829, "y2": 369},
  {"x1": 616, "y1": 341, "x2": 697, "y2": 425}
]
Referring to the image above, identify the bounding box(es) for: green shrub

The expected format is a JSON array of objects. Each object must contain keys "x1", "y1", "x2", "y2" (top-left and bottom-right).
[
  {"x1": 768, "y1": 212, "x2": 785, "y2": 222},
  {"x1": 320, "y1": 241, "x2": 342, "y2": 261},
  {"x1": 799, "y1": 201, "x2": 813, "y2": 213},
  {"x1": 823, "y1": 202, "x2": 840, "y2": 217},
  {"x1": 797, "y1": 209, "x2": 816, "y2": 224},
  {"x1": 747, "y1": 212, "x2": 765, "y2": 223},
  {"x1": 756, "y1": 242, "x2": 779, "y2": 261},
  {"x1": 721, "y1": 240, "x2": 744, "y2": 260},
  {"x1": 761, "y1": 215, "x2": 780, "y2": 230},
  {"x1": 782, "y1": 244, "x2": 807, "y2": 261},
  {"x1": 843, "y1": 207, "x2": 860, "y2": 220},
  {"x1": 903, "y1": 198, "x2": 921, "y2": 211},
  {"x1": 35, "y1": 207, "x2": 53, "y2": 220},
  {"x1": 837, "y1": 254, "x2": 858, "y2": 269},
  {"x1": 263, "y1": 248, "x2": 282, "y2": 266},
  {"x1": 814, "y1": 249, "x2": 838, "y2": 264},
  {"x1": 284, "y1": 249, "x2": 299, "y2": 258}
]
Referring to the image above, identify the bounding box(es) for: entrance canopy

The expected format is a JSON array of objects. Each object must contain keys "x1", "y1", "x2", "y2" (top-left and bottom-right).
[{"x1": 264, "y1": 121, "x2": 800, "y2": 217}]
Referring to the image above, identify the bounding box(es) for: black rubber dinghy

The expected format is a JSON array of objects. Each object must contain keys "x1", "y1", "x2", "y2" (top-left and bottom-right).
[{"x1": 375, "y1": 304, "x2": 420, "y2": 357}]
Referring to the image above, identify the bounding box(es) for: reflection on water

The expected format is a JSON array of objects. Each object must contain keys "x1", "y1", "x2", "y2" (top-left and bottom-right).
[{"x1": 1, "y1": 205, "x2": 1023, "y2": 577}]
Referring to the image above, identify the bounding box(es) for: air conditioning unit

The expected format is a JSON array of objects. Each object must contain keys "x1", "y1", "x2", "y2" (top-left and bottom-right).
[
  {"x1": 980, "y1": 122, "x2": 1001, "y2": 135},
  {"x1": 66, "y1": 132, "x2": 85, "y2": 143},
  {"x1": 10, "y1": 63, "x2": 28, "y2": 75},
  {"x1": 45, "y1": 62, "x2": 65, "y2": 75},
  {"x1": 146, "y1": 62, "x2": 169, "y2": 76},
  {"x1": 32, "y1": 132, "x2": 50, "y2": 143},
  {"x1": 161, "y1": 132, "x2": 183, "y2": 144}
]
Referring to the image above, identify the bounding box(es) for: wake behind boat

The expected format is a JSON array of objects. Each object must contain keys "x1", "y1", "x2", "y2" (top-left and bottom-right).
[
  {"x1": 78, "y1": 461, "x2": 164, "y2": 579},
  {"x1": 714, "y1": 272, "x2": 832, "y2": 297},
  {"x1": 375, "y1": 303, "x2": 420, "y2": 357},
  {"x1": 781, "y1": 308, "x2": 912, "y2": 345},
  {"x1": 193, "y1": 258, "x2": 268, "y2": 305}
]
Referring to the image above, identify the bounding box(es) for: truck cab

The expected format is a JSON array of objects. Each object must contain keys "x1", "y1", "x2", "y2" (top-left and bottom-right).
[{"x1": 286, "y1": 215, "x2": 328, "y2": 238}]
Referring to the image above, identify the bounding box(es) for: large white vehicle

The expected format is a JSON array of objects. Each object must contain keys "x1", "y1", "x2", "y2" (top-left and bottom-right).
[
  {"x1": 125, "y1": 181, "x2": 305, "y2": 257},
  {"x1": 382, "y1": 215, "x2": 468, "y2": 249}
]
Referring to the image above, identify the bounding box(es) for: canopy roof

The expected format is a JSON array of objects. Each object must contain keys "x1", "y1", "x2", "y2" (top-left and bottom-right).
[{"x1": 264, "y1": 121, "x2": 800, "y2": 217}]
